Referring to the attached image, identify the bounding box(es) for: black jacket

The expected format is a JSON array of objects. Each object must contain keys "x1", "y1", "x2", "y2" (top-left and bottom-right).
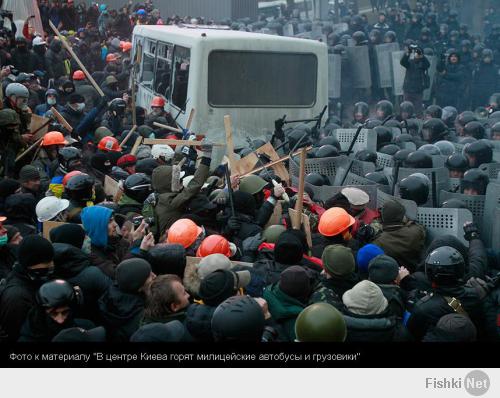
[
  {"x1": 185, "y1": 303, "x2": 216, "y2": 342},
  {"x1": 45, "y1": 40, "x2": 67, "y2": 80},
  {"x1": 343, "y1": 308, "x2": 409, "y2": 342},
  {"x1": 0, "y1": 245, "x2": 17, "y2": 280},
  {"x1": 400, "y1": 53, "x2": 431, "y2": 94}
]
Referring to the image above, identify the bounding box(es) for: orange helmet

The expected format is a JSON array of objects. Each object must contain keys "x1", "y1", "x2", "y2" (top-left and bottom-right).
[
  {"x1": 196, "y1": 234, "x2": 231, "y2": 257},
  {"x1": 106, "y1": 53, "x2": 118, "y2": 63},
  {"x1": 151, "y1": 96, "x2": 165, "y2": 108},
  {"x1": 98, "y1": 136, "x2": 121, "y2": 152},
  {"x1": 119, "y1": 40, "x2": 125, "y2": 49},
  {"x1": 62, "y1": 170, "x2": 83, "y2": 187},
  {"x1": 167, "y1": 218, "x2": 203, "y2": 248},
  {"x1": 72, "y1": 70, "x2": 85, "y2": 80},
  {"x1": 122, "y1": 42, "x2": 132, "y2": 52},
  {"x1": 42, "y1": 131, "x2": 68, "y2": 147},
  {"x1": 318, "y1": 207, "x2": 355, "y2": 237}
]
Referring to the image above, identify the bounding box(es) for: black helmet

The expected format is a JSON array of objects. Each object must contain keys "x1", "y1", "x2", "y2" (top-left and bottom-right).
[
  {"x1": 418, "y1": 144, "x2": 441, "y2": 155},
  {"x1": 394, "y1": 149, "x2": 413, "y2": 163},
  {"x1": 456, "y1": 111, "x2": 477, "y2": 127},
  {"x1": 445, "y1": 153, "x2": 469, "y2": 172},
  {"x1": 332, "y1": 44, "x2": 346, "y2": 55},
  {"x1": 463, "y1": 140, "x2": 493, "y2": 167},
  {"x1": 375, "y1": 100, "x2": 394, "y2": 120},
  {"x1": 379, "y1": 144, "x2": 400, "y2": 156},
  {"x1": 442, "y1": 106, "x2": 458, "y2": 127},
  {"x1": 318, "y1": 136, "x2": 341, "y2": 150},
  {"x1": 239, "y1": 147, "x2": 253, "y2": 158},
  {"x1": 441, "y1": 199, "x2": 468, "y2": 209},
  {"x1": 352, "y1": 30, "x2": 367, "y2": 44},
  {"x1": 463, "y1": 121, "x2": 485, "y2": 139},
  {"x1": 365, "y1": 118, "x2": 382, "y2": 129},
  {"x1": 384, "y1": 119, "x2": 401, "y2": 128},
  {"x1": 482, "y1": 48, "x2": 494, "y2": 60},
  {"x1": 492, "y1": 121, "x2": 500, "y2": 136},
  {"x1": 251, "y1": 139, "x2": 266, "y2": 150},
  {"x1": 353, "y1": 101, "x2": 369, "y2": 122},
  {"x1": 305, "y1": 172, "x2": 326, "y2": 186},
  {"x1": 109, "y1": 98, "x2": 127, "y2": 115},
  {"x1": 65, "y1": 174, "x2": 94, "y2": 201},
  {"x1": 434, "y1": 141, "x2": 456, "y2": 156},
  {"x1": 425, "y1": 246, "x2": 465, "y2": 286},
  {"x1": 425, "y1": 105, "x2": 443, "y2": 119},
  {"x1": 36, "y1": 279, "x2": 76, "y2": 309},
  {"x1": 422, "y1": 118, "x2": 447, "y2": 143},
  {"x1": 355, "y1": 150, "x2": 377, "y2": 163},
  {"x1": 365, "y1": 171, "x2": 389, "y2": 185},
  {"x1": 374, "y1": 126, "x2": 393, "y2": 149},
  {"x1": 399, "y1": 173, "x2": 430, "y2": 205},
  {"x1": 211, "y1": 296, "x2": 265, "y2": 342},
  {"x1": 394, "y1": 133, "x2": 414, "y2": 146},
  {"x1": 288, "y1": 126, "x2": 312, "y2": 150},
  {"x1": 404, "y1": 151, "x2": 433, "y2": 168},
  {"x1": 315, "y1": 144, "x2": 339, "y2": 158},
  {"x1": 124, "y1": 173, "x2": 152, "y2": 203},
  {"x1": 460, "y1": 168, "x2": 489, "y2": 195},
  {"x1": 399, "y1": 101, "x2": 415, "y2": 119},
  {"x1": 58, "y1": 146, "x2": 82, "y2": 173},
  {"x1": 383, "y1": 30, "x2": 396, "y2": 43}
]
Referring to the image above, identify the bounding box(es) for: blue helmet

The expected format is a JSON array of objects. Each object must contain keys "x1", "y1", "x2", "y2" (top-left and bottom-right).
[
  {"x1": 99, "y1": 4, "x2": 107, "y2": 12},
  {"x1": 137, "y1": 9, "x2": 147, "y2": 16}
]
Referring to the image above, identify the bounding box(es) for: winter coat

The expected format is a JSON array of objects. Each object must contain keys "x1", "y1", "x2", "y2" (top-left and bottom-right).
[
  {"x1": 400, "y1": 53, "x2": 431, "y2": 94},
  {"x1": 471, "y1": 62, "x2": 500, "y2": 108},
  {"x1": 310, "y1": 273, "x2": 360, "y2": 305},
  {"x1": 74, "y1": 80, "x2": 100, "y2": 112},
  {"x1": 263, "y1": 282, "x2": 307, "y2": 341},
  {"x1": 118, "y1": 194, "x2": 143, "y2": 217},
  {"x1": 185, "y1": 303, "x2": 216, "y2": 342},
  {"x1": 98, "y1": 284, "x2": 145, "y2": 342},
  {"x1": 435, "y1": 61, "x2": 467, "y2": 109},
  {"x1": 45, "y1": 40, "x2": 67, "y2": 80},
  {"x1": 372, "y1": 221, "x2": 426, "y2": 272},
  {"x1": 60, "y1": 105, "x2": 85, "y2": 130},
  {"x1": 0, "y1": 244, "x2": 18, "y2": 280},
  {"x1": 10, "y1": 48, "x2": 38, "y2": 73},
  {"x1": 377, "y1": 284, "x2": 407, "y2": 319}
]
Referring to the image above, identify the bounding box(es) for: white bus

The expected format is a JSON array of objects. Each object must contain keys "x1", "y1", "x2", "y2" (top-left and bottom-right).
[{"x1": 132, "y1": 24, "x2": 328, "y2": 148}]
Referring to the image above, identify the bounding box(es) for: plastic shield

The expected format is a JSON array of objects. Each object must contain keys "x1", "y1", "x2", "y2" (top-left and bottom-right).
[
  {"x1": 391, "y1": 51, "x2": 406, "y2": 96},
  {"x1": 346, "y1": 46, "x2": 372, "y2": 89},
  {"x1": 328, "y1": 54, "x2": 342, "y2": 99},
  {"x1": 375, "y1": 43, "x2": 400, "y2": 88}
]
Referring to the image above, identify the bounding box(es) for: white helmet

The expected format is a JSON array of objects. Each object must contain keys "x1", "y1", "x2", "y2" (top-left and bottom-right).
[
  {"x1": 5, "y1": 82, "x2": 29, "y2": 99},
  {"x1": 36, "y1": 196, "x2": 70, "y2": 222},
  {"x1": 182, "y1": 175, "x2": 209, "y2": 189},
  {"x1": 32, "y1": 36, "x2": 47, "y2": 46},
  {"x1": 151, "y1": 144, "x2": 174, "y2": 161}
]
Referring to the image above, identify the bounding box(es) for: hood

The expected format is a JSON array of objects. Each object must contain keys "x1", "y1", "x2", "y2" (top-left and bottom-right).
[
  {"x1": 98, "y1": 285, "x2": 144, "y2": 326},
  {"x1": 152, "y1": 165, "x2": 173, "y2": 194},
  {"x1": 81, "y1": 206, "x2": 113, "y2": 248},
  {"x1": 263, "y1": 283, "x2": 306, "y2": 321},
  {"x1": 4, "y1": 193, "x2": 36, "y2": 222},
  {"x1": 274, "y1": 231, "x2": 304, "y2": 265},
  {"x1": 50, "y1": 40, "x2": 63, "y2": 53},
  {"x1": 52, "y1": 242, "x2": 91, "y2": 278}
]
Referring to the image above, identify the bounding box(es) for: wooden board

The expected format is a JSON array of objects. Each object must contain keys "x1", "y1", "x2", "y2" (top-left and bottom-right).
[
  {"x1": 104, "y1": 175, "x2": 120, "y2": 198},
  {"x1": 142, "y1": 138, "x2": 224, "y2": 147},
  {"x1": 264, "y1": 201, "x2": 283, "y2": 229},
  {"x1": 43, "y1": 221, "x2": 70, "y2": 240},
  {"x1": 30, "y1": 114, "x2": 50, "y2": 140},
  {"x1": 224, "y1": 115, "x2": 237, "y2": 172},
  {"x1": 130, "y1": 136, "x2": 143, "y2": 156},
  {"x1": 185, "y1": 256, "x2": 253, "y2": 268},
  {"x1": 288, "y1": 208, "x2": 313, "y2": 248}
]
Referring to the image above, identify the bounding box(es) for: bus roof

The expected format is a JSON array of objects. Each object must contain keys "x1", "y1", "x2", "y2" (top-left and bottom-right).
[{"x1": 133, "y1": 24, "x2": 326, "y2": 50}]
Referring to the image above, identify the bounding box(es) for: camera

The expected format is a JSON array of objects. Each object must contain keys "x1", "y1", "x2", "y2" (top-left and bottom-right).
[
  {"x1": 132, "y1": 216, "x2": 155, "y2": 227},
  {"x1": 409, "y1": 44, "x2": 423, "y2": 55}
]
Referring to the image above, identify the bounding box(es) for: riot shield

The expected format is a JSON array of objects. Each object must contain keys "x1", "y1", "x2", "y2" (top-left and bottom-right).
[
  {"x1": 346, "y1": 46, "x2": 372, "y2": 89},
  {"x1": 283, "y1": 23, "x2": 294, "y2": 37},
  {"x1": 328, "y1": 53, "x2": 342, "y2": 99},
  {"x1": 391, "y1": 51, "x2": 406, "y2": 96},
  {"x1": 375, "y1": 43, "x2": 400, "y2": 88},
  {"x1": 423, "y1": 55, "x2": 437, "y2": 101}
]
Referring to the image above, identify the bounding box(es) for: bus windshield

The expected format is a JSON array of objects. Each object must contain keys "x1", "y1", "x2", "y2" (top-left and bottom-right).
[{"x1": 208, "y1": 50, "x2": 317, "y2": 108}]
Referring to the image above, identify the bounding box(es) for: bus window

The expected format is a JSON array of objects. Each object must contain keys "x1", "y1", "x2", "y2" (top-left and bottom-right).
[
  {"x1": 171, "y1": 45, "x2": 190, "y2": 111},
  {"x1": 154, "y1": 42, "x2": 173, "y2": 97},
  {"x1": 140, "y1": 39, "x2": 157, "y2": 89},
  {"x1": 208, "y1": 51, "x2": 318, "y2": 107}
]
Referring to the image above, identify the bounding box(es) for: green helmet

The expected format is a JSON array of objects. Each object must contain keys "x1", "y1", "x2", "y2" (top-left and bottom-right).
[
  {"x1": 0, "y1": 109, "x2": 20, "y2": 127},
  {"x1": 295, "y1": 303, "x2": 347, "y2": 342},
  {"x1": 239, "y1": 175, "x2": 267, "y2": 195},
  {"x1": 262, "y1": 224, "x2": 286, "y2": 243},
  {"x1": 94, "y1": 126, "x2": 113, "y2": 142}
]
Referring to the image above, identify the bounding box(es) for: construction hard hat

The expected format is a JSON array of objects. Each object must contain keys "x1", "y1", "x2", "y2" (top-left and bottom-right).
[
  {"x1": 36, "y1": 196, "x2": 70, "y2": 222},
  {"x1": 62, "y1": 170, "x2": 83, "y2": 187},
  {"x1": 151, "y1": 96, "x2": 166, "y2": 108},
  {"x1": 167, "y1": 218, "x2": 203, "y2": 249},
  {"x1": 32, "y1": 36, "x2": 47, "y2": 46},
  {"x1": 105, "y1": 75, "x2": 118, "y2": 85},
  {"x1": 5, "y1": 82, "x2": 29, "y2": 99},
  {"x1": 42, "y1": 131, "x2": 68, "y2": 147},
  {"x1": 196, "y1": 235, "x2": 232, "y2": 258},
  {"x1": 106, "y1": 53, "x2": 119, "y2": 63},
  {"x1": 239, "y1": 175, "x2": 268, "y2": 195},
  {"x1": 295, "y1": 303, "x2": 347, "y2": 342},
  {"x1": 122, "y1": 41, "x2": 132, "y2": 52},
  {"x1": 98, "y1": 136, "x2": 121, "y2": 152},
  {"x1": 318, "y1": 207, "x2": 355, "y2": 237},
  {"x1": 72, "y1": 70, "x2": 85, "y2": 80},
  {"x1": 151, "y1": 144, "x2": 174, "y2": 161},
  {"x1": 262, "y1": 224, "x2": 287, "y2": 244},
  {"x1": 341, "y1": 187, "x2": 370, "y2": 206}
]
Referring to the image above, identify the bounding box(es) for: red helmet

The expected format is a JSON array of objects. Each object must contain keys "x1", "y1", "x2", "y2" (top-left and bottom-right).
[
  {"x1": 62, "y1": 170, "x2": 83, "y2": 187},
  {"x1": 106, "y1": 53, "x2": 118, "y2": 63},
  {"x1": 72, "y1": 70, "x2": 85, "y2": 80},
  {"x1": 151, "y1": 96, "x2": 165, "y2": 108},
  {"x1": 122, "y1": 42, "x2": 132, "y2": 52},
  {"x1": 196, "y1": 235, "x2": 232, "y2": 257},
  {"x1": 98, "y1": 136, "x2": 121, "y2": 152}
]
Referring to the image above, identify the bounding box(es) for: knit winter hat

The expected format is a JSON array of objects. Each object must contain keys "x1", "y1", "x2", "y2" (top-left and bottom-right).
[
  {"x1": 0, "y1": 178, "x2": 21, "y2": 198},
  {"x1": 274, "y1": 231, "x2": 304, "y2": 265},
  {"x1": 19, "y1": 165, "x2": 41, "y2": 183},
  {"x1": 434, "y1": 313, "x2": 477, "y2": 342},
  {"x1": 368, "y1": 254, "x2": 399, "y2": 284},
  {"x1": 279, "y1": 265, "x2": 311, "y2": 302},
  {"x1": 116, "y1": 258, "x2": 152, "y2": 293},
  {"x1": 381, "y1": 199, "x2": 406, "y2": 224},
  {"x1": 49, "y1": 223, "x2": 86, "y2": 249},
  {"x1": 199, "y1": 269, "x2": 250, "y2": 307},
  {"x1": 18, "y1": 235, "x2": 54, "y2": 269},
  {"x1": 322, "y1": 244, "x2": 355, "y2": 277},
  {"x1": 342, "y1": 280, "x2": 388, "y2": 315},
  {"x1": 356, "y1": 244, "x2": 384, "y2": 273}
]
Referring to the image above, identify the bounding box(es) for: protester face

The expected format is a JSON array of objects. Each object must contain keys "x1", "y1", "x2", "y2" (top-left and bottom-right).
[
  {"x1": 171, "y1": 281, "x2": 190, "y2": 312},
  {"x1": 108, "y1": 218, "x2": 120, "y2": 238},
  {"x1": 14, "y1": 96, "x2": 29, "y2": 111},
  {"x1": 46, "y1": 306, "x2": 71, "y2": 325},
  {"x1": 23, "y1": 178, "x2": 41, "y2": 193},
  {"x1": 449, "y1": 170, "x2": 464, "y2": 178},
  {"x1": 151, "y1": 106, "x2": 163, "y2": 116},
  {"x1": 47, "y1": 94, "x2": 57, "y2": 106}
]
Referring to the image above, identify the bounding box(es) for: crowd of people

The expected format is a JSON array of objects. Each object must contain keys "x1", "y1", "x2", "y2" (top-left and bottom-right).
[{"x1": 0, "y1": 0, "x2": 499, "y2": 343}]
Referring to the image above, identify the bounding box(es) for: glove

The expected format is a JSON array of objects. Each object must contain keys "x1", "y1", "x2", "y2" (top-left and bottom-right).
[
  {"x1": 242, "y1": 233, "x2": 263, "y2": 254},
  {"x1": 200, "y1": 138, "x2": 213, "y2": 158},
  {"x1": 465, "y1": 277, "x2": 490, "y2": 300},
  {"x1": 463, "y1": 222, "x2": 480, "y2": 241},
  {"x1": 227, "y1": 216, "x2": 242, "y2": 232},
  {"x1": 357, "y1": 223, "x2": 375, "y2": 243}
]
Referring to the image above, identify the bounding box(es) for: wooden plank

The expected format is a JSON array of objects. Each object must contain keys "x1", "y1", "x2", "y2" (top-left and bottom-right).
[
  {"x1": 104, "y1": 175, "x2": 120, "y2": 198},
  {"x1": 224, "y1": 115, "x2": 237, "y2": 172},
  {"x1": 130, "y1": 136, "x2": 143, "y2": 156},
  {"x1": 142, "y1": 138, "x2": 224, "y2": 147},
  {"x1": 152, "y1": 121, "x2": 182, "y2": 133},
  {"x1": 15, "y1": 137, "x2": 43, "y2": 162},
  {"x1": 264, "y1": 201, "x2": 283, "y2": 228},
  {"x1": 120, "y1": 125, "x2": 138, "y2": 149},
  {"x1": 43, "y1": 221, "x2": 69, "y2": 240},
  {"x1": 50, "y1": 106, "x2": 73, "y2": 133},
  {"x1": 185, "y1": 256, "x2": 253, "y2": 268},
  {"x1": 254, "y1": 142, "x2": 290, "y2": 183},
  {"x1": 288, "y1": 209, "x2": 312, "y2": 248},
  {"x1": 30, "y1": 114, "x2": 50, "y2": 140},
  {"x1": 185, "y1": 108, "x2": 196, "y2": 130},
  {"x1": 292, "y1": 148, "x2": 307, "y2": 229}
]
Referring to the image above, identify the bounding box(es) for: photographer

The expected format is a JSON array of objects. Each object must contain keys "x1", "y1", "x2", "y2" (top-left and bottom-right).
[
  {"x1": 435, "y1": 50, "x2": 466, "y2": 110},
  {"x1": 400, "y1": 44, "x2": 430, "y2": 115}
]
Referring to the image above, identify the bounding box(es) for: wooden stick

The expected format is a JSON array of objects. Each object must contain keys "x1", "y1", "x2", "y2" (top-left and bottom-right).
[
  {"x1": 49, "y1": 21, "x2": 106, "y2": 98},
  {"x1": 240, "y1": 146, "x2": 313, "y2": 178},
  {"x1": 50, "y1": 107, "x2": 73, "y2": 133},
  {"x1": 224, "y1": 115, "x2": 237, "y2": 172},
  {"x1": 142, "y1": 138, "x2": 224, "y2": 147},
  {"x1": 185, "y1": 108, "x2": 196, "y2": 130},
  {"x1": 292, "y1": 148, "x2": 307, "y2": 229},
  {"x1": 119, "y1": 125, "x2": 137, "y2": 148},
  {"x1": 15, "y1": 137, "x2": 43, "y2": 162},
  {"x1": 130, "y1": 136, "x2": 143, "y2": 156},
  {"x1": 152, "y1": 121, "x2": 182, "y2": 133}
]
